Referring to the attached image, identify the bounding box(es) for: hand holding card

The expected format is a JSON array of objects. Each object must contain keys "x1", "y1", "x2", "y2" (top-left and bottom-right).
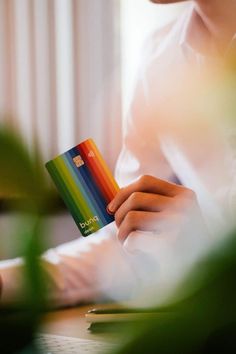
[{"x1": 46, "y1": 139, "x2": 119, "y2": 236}]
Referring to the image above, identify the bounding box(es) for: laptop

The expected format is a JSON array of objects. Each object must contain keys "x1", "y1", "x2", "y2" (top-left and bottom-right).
[{"x1": 35, "y1": 333, "x2": 116, "y2": 354}]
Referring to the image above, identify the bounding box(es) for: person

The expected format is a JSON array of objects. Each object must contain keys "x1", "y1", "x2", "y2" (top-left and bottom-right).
[{"x1": 0, "y1": 0, "x2": 236, "y2": 307}]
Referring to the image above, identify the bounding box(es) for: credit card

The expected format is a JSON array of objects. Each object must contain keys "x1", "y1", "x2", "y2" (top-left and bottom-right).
[{"x1": 45, "y1": 139, "x2": 119, "y2": 236}]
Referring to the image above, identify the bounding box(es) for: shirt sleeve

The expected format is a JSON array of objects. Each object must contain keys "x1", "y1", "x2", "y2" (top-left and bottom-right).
[{"x1": 0, "y1": 224, "x2": 141, "y2": 307}]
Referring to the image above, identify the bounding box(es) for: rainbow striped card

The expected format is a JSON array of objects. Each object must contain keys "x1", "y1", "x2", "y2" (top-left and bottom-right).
[{"x1": 45, "y1": 139, "x2": 119, "y2": 236}]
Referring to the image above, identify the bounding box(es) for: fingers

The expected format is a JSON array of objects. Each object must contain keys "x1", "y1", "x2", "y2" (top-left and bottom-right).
[
  {"x1": 107, "y1": 175, "x2": 181, "y2": 214},
  {"x1": 114, "y1": 192, "x2": 172, "y2": 228},
  {"x1": 117, "y1": 210, "x2": 168, "y2": 243},
  {"x1": 107, "y1": 174, "x2": 197, "y2": 243}
]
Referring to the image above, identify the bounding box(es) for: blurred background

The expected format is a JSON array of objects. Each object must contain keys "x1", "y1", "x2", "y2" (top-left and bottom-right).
[{"x1": 0, "y1": 0, "x2": 187, "y2": 256}]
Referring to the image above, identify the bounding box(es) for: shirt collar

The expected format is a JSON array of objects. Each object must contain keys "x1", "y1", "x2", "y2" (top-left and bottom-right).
[{"x1": 179, "y1": 4, "x2": 236, "y2": 60}]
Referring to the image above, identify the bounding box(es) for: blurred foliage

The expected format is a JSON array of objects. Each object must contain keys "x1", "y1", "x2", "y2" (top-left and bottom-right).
[
  {"x1": 113, "y1": 230, "x2": 236, "y2": 354},
  {"x1": 0, "y1": 124, "x2": 67, "y2": 215},
  {"x1": 0, "y1": 124, "x2": 49, "y2": 353},
  {"x1": 0, "y1": 125, "x2": 46, "y2": 199}
]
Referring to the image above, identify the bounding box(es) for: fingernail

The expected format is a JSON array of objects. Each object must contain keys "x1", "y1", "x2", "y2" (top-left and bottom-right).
[
  {"x1": 107, "y1": 199, "x2": 115, "y2": 214},
  {"x1": 109, "y1": 198, "x2": 115, "y2": 209},
  {"x1": 106, "y1": 205, "x2": 114, "y2": 215}
]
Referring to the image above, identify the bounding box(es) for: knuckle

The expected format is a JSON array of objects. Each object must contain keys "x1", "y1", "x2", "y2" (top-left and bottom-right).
[
  {"x1": 172, "y1": 187, "x2": 197, "y2": 210},
  {"x1": 139, "y1": 175, "x2": 151, "y2": 188},
  {"x1": 125, "y1": 210, "x2": 137, "y2": 226},
  {"x1": 117, "y1": 187, "x2": 125, "y2": 196},
  {"x1": 175, "y1": 188, "x2": 196, "y2": 209},
  {"x1": 129, "y1": 191, "x2": 141, "y2": 206},
  {"x1": 183, "y1": 188, "x2": 196, "y2": 200}
]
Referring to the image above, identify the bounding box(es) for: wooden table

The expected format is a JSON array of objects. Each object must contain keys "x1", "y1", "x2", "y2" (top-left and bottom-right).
[{"x1": 39, "y1": 303, "x2": 121, "y2": 343}]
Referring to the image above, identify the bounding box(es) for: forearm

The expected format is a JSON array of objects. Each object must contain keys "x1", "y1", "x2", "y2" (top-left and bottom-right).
[{"x1": 0, "y1": 225, "x2": 138, "y2": 308}]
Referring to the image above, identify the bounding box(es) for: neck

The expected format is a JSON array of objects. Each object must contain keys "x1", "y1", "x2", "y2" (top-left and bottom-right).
[{"x1": 194, "y1": 0, "x2": 236, "y2": 53}]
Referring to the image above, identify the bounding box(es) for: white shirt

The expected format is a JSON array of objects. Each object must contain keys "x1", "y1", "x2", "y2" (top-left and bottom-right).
[{"x1": 1, "y1": 3, "x2": 236, "y2": 307}]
